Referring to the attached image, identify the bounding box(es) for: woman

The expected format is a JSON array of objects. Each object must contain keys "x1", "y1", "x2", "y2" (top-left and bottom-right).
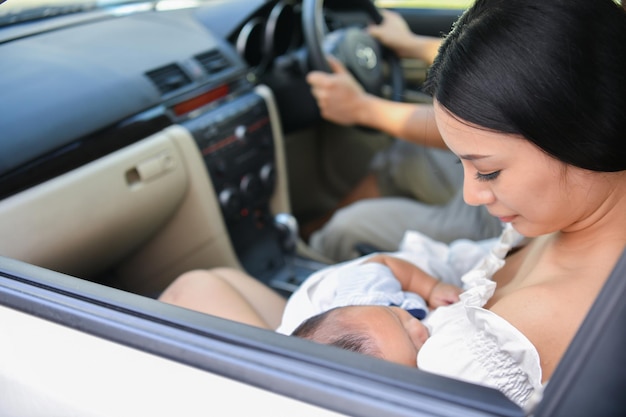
[
  {"x1": 160, "y1": 0, "x2": 626, "y2": 409},
  {"x1": 420, "y1": 0, "x2": 626, "y2": 384}
]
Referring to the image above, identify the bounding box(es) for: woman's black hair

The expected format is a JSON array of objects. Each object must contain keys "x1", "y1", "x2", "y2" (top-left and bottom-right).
[{"x1": 424, "y1": 0, "x2": 626, "y2": 172}]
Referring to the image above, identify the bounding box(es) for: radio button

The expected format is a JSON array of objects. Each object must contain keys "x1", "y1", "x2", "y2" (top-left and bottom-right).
[
  {"x1": 240, "y1": 173, "x2": 261, "y2": 201},
  {"x1": 219, "y1": 187, "x2": 242, "y2": 218},
  {"x1": 259, "y1": 163, "x2": 275, "y2": 189},
  {"x1": 235, "y1": 125, "x2": 247, "y2": 141}
]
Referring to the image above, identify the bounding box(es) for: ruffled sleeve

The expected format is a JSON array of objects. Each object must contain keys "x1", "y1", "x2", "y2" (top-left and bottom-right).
[
  {"x1": 418, "y1": 223, "x2": 542, "y2": 408},
  {"x1": 460, "y1": 222, "x2": 524, "y2": 306}
]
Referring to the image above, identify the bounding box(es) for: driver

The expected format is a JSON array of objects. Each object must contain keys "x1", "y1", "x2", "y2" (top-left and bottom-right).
[{"x1": 303, "y1": 9, "x2": 503, "y2": 261}]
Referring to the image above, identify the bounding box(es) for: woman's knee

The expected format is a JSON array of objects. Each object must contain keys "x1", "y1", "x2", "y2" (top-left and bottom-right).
[{"x1": 159, "y1": 268, "x2": 232, "y2": 304}]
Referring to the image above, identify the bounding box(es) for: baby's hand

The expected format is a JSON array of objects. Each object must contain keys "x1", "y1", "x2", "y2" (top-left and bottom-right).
[{"x1": 428, "y1": 282, "x2": 462, "y2": 309}]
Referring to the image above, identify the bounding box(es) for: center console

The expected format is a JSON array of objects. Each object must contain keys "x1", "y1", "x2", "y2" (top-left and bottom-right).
[{"x1": 182, "y1": 88, "x2": 327, "y2": 294}]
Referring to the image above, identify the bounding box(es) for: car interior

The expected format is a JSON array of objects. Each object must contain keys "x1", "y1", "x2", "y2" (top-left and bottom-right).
[
  {"x1": 0, "y1": 0, "x2": 455, "y2": 299},
  {"x1": 1, "y1": 0, "x2": 625, "y2": 415}
]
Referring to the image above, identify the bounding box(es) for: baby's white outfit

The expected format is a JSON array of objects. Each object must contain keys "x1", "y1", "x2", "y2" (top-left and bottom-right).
[{"x1": 276, "y1": 229, "x2": 492, "y2": 335}]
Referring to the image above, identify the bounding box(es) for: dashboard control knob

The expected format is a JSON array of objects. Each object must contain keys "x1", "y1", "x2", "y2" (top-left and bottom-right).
[
  {"x1": 259, "y1": 163, "x2": 276, "y2": 189},
  {"x1": 235, "y1": 125, "x2": 247, "y2": 141},
  {"x1": 240, "y1": 173, "x2": 262, "y2": 201},
  {"x1": 218, "y1": 187, "x2": 241, "y2": 217}
]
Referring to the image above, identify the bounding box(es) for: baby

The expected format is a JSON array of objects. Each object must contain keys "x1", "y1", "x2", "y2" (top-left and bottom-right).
[
  {"x1": 292, "y1": 305, "x2": 429, "y2": 367},
  {"x1": 291, "y1": 254, "x2": 461, "y2": 367}
]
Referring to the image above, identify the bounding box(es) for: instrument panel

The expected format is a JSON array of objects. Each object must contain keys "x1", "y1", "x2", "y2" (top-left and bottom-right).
[{"x1": 235, "y1": 0, "x2": 303, "y2": 73}]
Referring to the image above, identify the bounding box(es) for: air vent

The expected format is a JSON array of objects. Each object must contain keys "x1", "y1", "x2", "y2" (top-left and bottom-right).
[
  {"x1": 145, "y1": 64, "x2": 192, "y2": 95},
  {"x1": 195, "y1": 50, "x2": 231, "y2": 75}
]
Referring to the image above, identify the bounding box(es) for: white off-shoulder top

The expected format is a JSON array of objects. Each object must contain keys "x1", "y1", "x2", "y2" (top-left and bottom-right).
[{"x1": 418, "y1": 223, "x2": 543, "y2": 408}]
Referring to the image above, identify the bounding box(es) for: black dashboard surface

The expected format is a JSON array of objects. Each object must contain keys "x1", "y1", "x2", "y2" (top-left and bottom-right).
[{"x1": 0, "y1": 1, "x2": 264, "y2": 179}]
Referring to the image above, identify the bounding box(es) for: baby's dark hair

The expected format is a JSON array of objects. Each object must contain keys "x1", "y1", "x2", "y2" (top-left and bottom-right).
[{"x1": 291, "y1": 307, "x2": 382, "y2": 358}]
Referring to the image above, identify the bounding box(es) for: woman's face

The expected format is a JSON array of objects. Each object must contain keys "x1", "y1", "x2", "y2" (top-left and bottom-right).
[{"x1": 433, "y1": 100, "x2": 600, "y2": 237}]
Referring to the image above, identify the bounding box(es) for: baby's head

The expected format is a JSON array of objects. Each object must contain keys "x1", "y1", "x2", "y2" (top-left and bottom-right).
[{"x1": 291, "y1": 305, "x2": 429, "y2": 367}]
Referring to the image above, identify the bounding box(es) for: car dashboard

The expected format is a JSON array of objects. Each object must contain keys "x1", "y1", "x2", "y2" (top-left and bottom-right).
[{"x1": 0, "y1": 0, "x2": 331, "y2": 297}]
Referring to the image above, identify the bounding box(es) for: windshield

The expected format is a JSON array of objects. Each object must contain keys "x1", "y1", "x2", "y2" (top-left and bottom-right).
[
  {"x1": 1, "y1": 0, "x2": 151, "y2": 11},
  {"x1": 0, "y1": 1, "x2": 146, "y2": 26},
  {"x1": 0, "y1": 0, "x2": 204, "y2": 25}
]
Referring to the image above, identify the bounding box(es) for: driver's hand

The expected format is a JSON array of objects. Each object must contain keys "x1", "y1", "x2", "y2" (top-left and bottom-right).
[
  {"x1": 367, "y1": 10, "x2": 415, "y2": 58},
  {"x1": 306, "y1": 56, "x2": 369, "y2": 126},
  {"x1": 368, "y1": 9, "x2": 441, "y2": 65}
]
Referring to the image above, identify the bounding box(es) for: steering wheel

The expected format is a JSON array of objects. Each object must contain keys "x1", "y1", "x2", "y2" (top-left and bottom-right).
[{"x1": 302, "y1": 0, "x2": 404, "y2": 102}]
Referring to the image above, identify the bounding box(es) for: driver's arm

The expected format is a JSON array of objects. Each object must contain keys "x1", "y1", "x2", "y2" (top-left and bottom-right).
[
  {"x1": 306, "y1": 56, "x2": 446, "y2": 149},
  {"x1": 306, "y1": 9, "x2": 447, "y2": 149}
]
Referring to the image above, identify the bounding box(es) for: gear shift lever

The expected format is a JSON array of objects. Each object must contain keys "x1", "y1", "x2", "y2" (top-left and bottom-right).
[
  {"x1": 274, "y1": 212, "x2": 299, "y2": 254},
  {"x1": 271, "y1": 212, "x2": 328, "y2": 294}
]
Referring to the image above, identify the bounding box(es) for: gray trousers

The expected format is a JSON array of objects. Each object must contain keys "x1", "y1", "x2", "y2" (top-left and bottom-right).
[{"x1": 309, "y1": 141, "x2": 503, "y2": 262}]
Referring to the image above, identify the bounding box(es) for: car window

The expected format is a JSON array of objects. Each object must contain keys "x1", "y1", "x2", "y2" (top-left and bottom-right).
[{"x1": 376, "y1": 0, "x2": 473, "y2": 9}]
